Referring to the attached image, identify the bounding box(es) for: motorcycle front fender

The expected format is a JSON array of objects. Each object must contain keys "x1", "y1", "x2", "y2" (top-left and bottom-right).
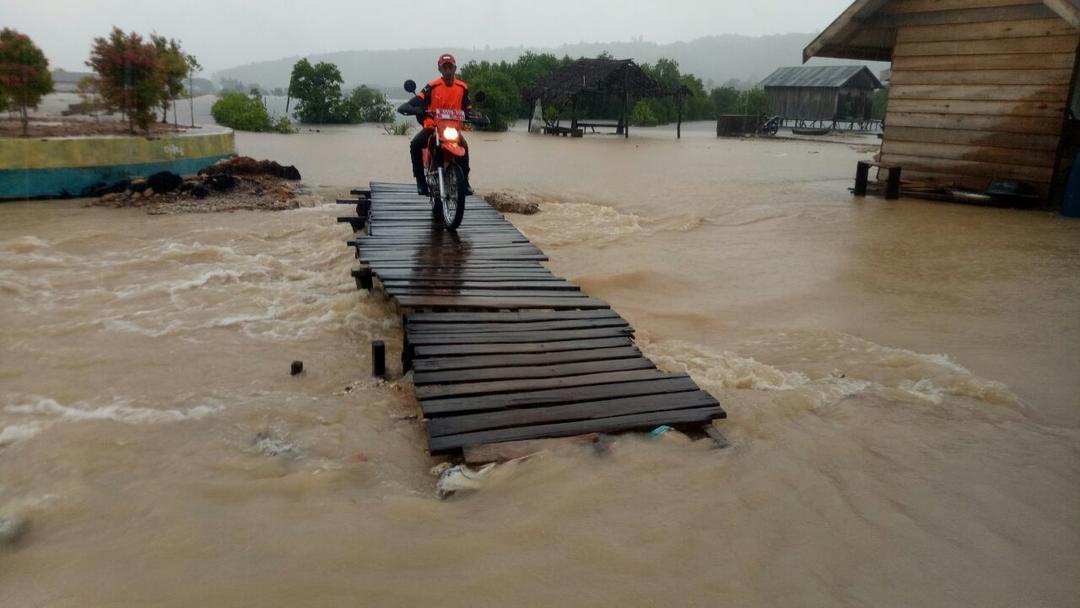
[{"x1": 442, "y1": 141, "x2": 466, "y2": 158}]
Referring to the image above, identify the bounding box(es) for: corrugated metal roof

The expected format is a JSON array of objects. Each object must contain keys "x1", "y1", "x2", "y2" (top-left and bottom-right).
[{"x1": 759, "y1": 65, "x2": 881, "y2": 89}]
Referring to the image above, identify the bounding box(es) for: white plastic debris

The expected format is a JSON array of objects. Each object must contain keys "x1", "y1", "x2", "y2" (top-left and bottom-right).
[
  {"x1": 0, "y1": 512, "x2": 28, "y2": 545},
  {"x1": 435, "y1": 463, "x2": 498, "y2": 499}
]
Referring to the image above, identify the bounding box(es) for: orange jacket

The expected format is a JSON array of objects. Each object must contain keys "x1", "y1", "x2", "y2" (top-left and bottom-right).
[{"x1": 417, "y1": 78, "x2": 472, "y2": 129}]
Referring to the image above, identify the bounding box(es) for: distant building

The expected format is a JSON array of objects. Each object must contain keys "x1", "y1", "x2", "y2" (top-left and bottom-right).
[
  {"x1": 50, "y1": 69, "x2": 93, "y2": 93},
  {"x1": 805, "y1": 0, "x2": 1080, "y2": 206},
  {"x1": 759, "y1": 65, "x2": 883, "y2": 124}
]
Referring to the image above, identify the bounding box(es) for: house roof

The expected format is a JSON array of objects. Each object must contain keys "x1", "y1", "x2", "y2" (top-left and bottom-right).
[
  {"x1": 759, "y1": 65, "x2": 883, "y2": 89},
  {"x1": 522, "y1": 58, "x2": 663, "y2": 106},
  {"x1": 803, "y1": 0, "x2": 1080, "y2": 62}
]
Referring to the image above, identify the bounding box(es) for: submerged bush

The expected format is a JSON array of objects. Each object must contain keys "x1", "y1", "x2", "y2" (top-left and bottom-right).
[
  {"x1": 212, "y1": 92, "x2": 292, "y2": 133},
  {"x1": 383, "y1": 121, "x2": 412, "y2": 136}
]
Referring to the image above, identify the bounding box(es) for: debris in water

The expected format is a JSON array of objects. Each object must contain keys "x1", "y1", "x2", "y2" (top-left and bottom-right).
[
  {"x1": 0, "y1": 512, "x2": 28, "y2": 546},
  {"x1": 290, "y1": 360, "x2": 304, "y2": 376},
  {"x1": 435, "y1": 463, "x2": 497, "y2": 499},
  {"x1": 484, "y1": 191, "x2": 540, "y2": 215},
  {"x1": 464, "y1": 433, "x2": 599, "y2": 464},
  {"x1": 429, "y1": 462, "x2": 453, "y2": 478},
  {"x1": 253, "y1": 431, "x2": 300, "y2": 459},
  {"x1": 647, "y1": 425, "x2": 691, "y2": 444}
]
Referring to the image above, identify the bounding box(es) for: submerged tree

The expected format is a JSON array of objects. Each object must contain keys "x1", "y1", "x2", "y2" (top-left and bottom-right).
[
  {"x1": 87, "y1": 27, "x2": 164, "y2": 133},
  {"x1": 345, "y1": 85, "x2": 393, "y2": 123},
  {"x1": 151, "y1": 34, "x2": 188, "y2": 125},
  {"x1": 76, "y1": 75, "x2": 104, "y2": 121},
  {"x1": 289, "y1": 59, "x2": 343, "y2": 124},
  {"x1": 0, "y1": 28, "x2": 54, "y2": 136},
  {"x1": 186, "y1": 53, "x2": 201, "y2": 127}
]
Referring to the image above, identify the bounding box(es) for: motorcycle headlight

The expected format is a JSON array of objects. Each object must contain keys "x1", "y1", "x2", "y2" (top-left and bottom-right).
[{"x1": 442, "y1": 127, "x2": 459, "y2": 141}]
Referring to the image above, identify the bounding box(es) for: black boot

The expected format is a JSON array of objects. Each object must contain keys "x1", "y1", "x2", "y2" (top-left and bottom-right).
[
  {"x1": 462, "y1": 169, "x2": 473, "y2": 196},
  {"x1": 416, "y1": 176, "x2": 429, "y2": 196}
]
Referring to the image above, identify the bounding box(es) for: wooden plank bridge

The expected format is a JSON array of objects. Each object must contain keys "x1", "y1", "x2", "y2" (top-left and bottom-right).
[{"x1": 338, "y1": 182, "x2": 725, "y2": 455}]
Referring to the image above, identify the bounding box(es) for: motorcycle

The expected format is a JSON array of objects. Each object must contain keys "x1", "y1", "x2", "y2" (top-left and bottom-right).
[
  {"x1": 757, "y1": 114, "x2": 782, "y2": 137},
  {"x1": 400, "y1": 79, "x2": 488, "y2": 229}
]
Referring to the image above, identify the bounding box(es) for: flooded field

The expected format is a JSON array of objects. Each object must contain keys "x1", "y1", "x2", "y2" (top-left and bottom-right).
[{"x1": 1, "y1": 122, "x2": 1078, "y2": 606}]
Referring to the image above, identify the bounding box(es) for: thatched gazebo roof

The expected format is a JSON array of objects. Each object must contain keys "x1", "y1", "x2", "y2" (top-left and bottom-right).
[{"x1": 523, "y1": 58, "x2": 663, "y2": 107}]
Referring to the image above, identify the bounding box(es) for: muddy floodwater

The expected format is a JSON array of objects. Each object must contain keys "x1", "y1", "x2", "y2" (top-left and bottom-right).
[{"x1": 2, "y1": 123, "x2": 1079, "y2": 607}]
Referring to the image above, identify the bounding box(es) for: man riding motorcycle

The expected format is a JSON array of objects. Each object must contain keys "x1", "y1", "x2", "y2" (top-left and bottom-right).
[{"x1": 397, "y1": 53, "x2": 474, "y2": 196}]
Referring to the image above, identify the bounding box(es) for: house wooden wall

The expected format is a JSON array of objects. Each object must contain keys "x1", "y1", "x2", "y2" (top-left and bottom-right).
[
  {"x1": 879, "y1": 0, "x2": 1080, "y2": 198},
  {"x1": 768, "y1": 87, "x2": 876, "y2": 120},
  {"x1": 768, "y1": 88, "x2": 840, "y2": 120}
]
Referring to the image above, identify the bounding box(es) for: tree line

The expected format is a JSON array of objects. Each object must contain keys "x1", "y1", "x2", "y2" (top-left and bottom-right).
[
  {"x1": 458, "y1": 52, "x2": 776, "y2": 131},
  {"x1": 0, "y1": 26, "x2": 202, "y2": 136}
]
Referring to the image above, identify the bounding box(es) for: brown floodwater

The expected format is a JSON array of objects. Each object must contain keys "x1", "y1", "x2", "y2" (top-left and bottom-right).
[{"x1": 2, "y1": 123, "x2": 1079, "y2": 607}]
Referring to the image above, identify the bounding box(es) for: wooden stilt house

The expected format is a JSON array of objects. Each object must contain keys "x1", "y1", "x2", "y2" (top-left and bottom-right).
[
  {"x1": 760, "y1": 65, "x2": 884, "y2": 127},
  {"x1": 804, "y1": 0, "x2": 1080, "y2": 207}
]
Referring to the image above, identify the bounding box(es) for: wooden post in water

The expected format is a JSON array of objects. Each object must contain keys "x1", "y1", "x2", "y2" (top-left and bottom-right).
[
  {"x1": 676, "y1": 91, "x2": 683, "y2": 140},
  {"x1": 354, "y1": 267, "x2": 373, "y2": 290},
  {"x1": 886, "y1": 167, "x2": 902, "y2": 200},
  {"x1": 854, "y1": 161, "x2": 870, "y2": 196},
  {"x1": 372, "y1": 341, "x2": 386, "y2": 378}
]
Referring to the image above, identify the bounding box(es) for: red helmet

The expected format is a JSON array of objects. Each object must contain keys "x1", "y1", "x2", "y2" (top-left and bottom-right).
[{"x1": 438, "y1": 53, "x2": 456, "y2": 68}]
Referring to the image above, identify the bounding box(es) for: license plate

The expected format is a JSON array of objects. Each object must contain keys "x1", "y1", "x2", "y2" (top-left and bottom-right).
[{"x1": 434, "y1": 109, "x2": 465, "y2": 121}]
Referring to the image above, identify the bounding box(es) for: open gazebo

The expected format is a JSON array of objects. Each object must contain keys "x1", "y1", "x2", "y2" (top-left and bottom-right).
[{"x1": 523, "y1": 58, "x2": 664, "y2": 138}]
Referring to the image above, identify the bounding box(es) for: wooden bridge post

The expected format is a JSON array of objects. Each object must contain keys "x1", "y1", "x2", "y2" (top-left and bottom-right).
[
  {"x1": 854, "y1": 161, "x2": 870, "y2": 197},
  {"x1": 372, "y1": 341, "x2": 386, "y2": 378},
  {"x1": 885, "y1": 167, "x2": 902, "y2": 200}
]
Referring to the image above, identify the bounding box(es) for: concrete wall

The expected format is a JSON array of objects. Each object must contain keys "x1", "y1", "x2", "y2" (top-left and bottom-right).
[{"x1": 0, "y1": 127, "x2": 234, "y2": 199}]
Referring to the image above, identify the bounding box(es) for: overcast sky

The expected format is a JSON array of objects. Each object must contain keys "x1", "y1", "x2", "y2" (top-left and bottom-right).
[{"x1": 6, "y1": 0, "x2": 853, "y2": 74}]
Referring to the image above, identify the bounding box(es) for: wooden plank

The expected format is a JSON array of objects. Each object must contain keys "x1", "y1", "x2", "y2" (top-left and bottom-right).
[
  {"x1": 877, "y1": 152, "x2": 1054, "y2": 182},
  {"x1": 382, "y1": 280, "x2": 580, "y2": 291},
  {"x1": 891, "y1": 52, "x2": 1075, "y2": 71},
  {"x1": 871, "y1": 4, "x2": 1059, "y2": 28},
  {"x1": 428, "y1": 389, "x2": 718, "y2": 437},
  {"x1": 378, "y1": 274, "x2": 560, "y2": 283},
  {"x1": 394, "y1": 294, "x2": 610, "y2": 310},
  {"x1": 412, "y1": 336, "x2": 631, "y2": 358},
  {"x1": 895, "y1": 18, "x2": 1078, "y2": 42},
  {"x1": 412, "y1": 357, "x2": 655, "y2": 386},
  {"x1": 888, "y1": 84, "x2": 1069, "y2": 102},
  {"x1": 385, "y1": 288, "x2": 589, "y2": 300},
  {"x1": 423, "y1": 376, "x2": 703, "y2": 420},
  {"x1": 410, "y1": 346, "x2": 644, "y2": 373},
  {"x1": 361, "y1": 246, "x2": 545, "y2": 258},
  {"x1": 410, "y1": 367, "x2": 665, "y2": 399},
  {"x1": 888, "y1": 68, "x2": 1073, "y2": 85},
  {"x1": 408, "y1": 327, "x2": 631, "y2": 346},
  {"x1": 365, "y1": 254, "x2": 550, "y2": 264},
  {"x1": 893, "y1": 35, "x2": 1079, "y2": 57},
  {"x1": 893, "y1": 169, "x2": 1050, "y2": 197},
  {"x1": 882, "y1": 0, "x2": 1044, "y2": 14},
  {"x1": 407, "y1": 318, "x2": 629, "y2": 334},
  {"x1": 427, "y1": 404, "x2": 726, "y2": 452},
  {"x1": 883, "y1": 125, "x2": 1061, "y2": 150},
  {"x1": 883, "y1": 111, "x2": 1062, "y2": 134},
  {"x1": 881, "y1": 140, "x2": 1057, "y2": 167},
  {"x1": 886, "y1": 98, "x2": 1066, "y2": 118},
  {"x1": 406, "y1": 309, "x2": 621, "y2": 324}
]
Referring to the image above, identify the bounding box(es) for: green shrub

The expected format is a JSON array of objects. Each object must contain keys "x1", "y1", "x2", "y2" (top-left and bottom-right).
[
  {"x1": 211, "y1": 92, "x2": 275, "y2": 131},
  {"x1": 348, "y1": 86, "x2": 393, "y2": 123},
  {"x1": 272, "y1": 116, "x2": 295, "y2": 133},
  {"x1": 383, "y1": 121, "x2": 412, "y2": 136},
  {"x1": 629, "y1": 100, "x2": 658, "y2": 126}
]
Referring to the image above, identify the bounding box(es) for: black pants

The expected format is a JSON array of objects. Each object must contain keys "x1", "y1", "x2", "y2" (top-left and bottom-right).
[{"x1": 410, "y1": 128, "x2": 469, "y2": 181}]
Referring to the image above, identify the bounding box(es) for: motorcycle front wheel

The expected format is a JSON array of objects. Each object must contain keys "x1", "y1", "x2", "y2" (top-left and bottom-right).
[{"x1": 437, "y1": 163, "x2": 466, "y2": 229}]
